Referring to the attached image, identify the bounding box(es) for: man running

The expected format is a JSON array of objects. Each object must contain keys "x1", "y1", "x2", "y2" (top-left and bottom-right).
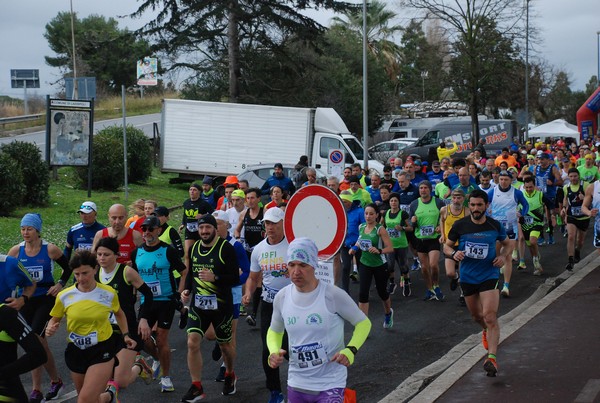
[
  {"x1": 64, "y1": 201, "x2": 105, "y2": 260},
  {"x1": 443, "y1": 189, "x2": 510, "y2": 377},
  {"x1": 93, "y1": 204, "x2": 143, "y2": 265},
  {"x1": 535, "y1": 153, "x2": 563, "y2": 245},
  {"x1": 519, "y1": 177, "x2": 545, "y2": 275}
]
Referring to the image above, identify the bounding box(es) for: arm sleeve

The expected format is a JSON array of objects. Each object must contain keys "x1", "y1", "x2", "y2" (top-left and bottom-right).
[
  {"x1": 184, "y1": 246, "x2": 194, "y2": 291},
  {"x1": 136, "y1": 282, "x2": 154, "y2": 320},
  {"x1": 266, "y1": 290, "x2": 286, "y2": 355},
  {"x1": 0, "y1": 306, "x2": 47, "y2": 379},
  {"x1": 167, "y1": 246, "x2": 187, "y2": 274},
  {"x1": 215, "y1": 242, "x2": 240, "y2": 287},
  {"x1": 515, "y1": 189, "x2": 529, "y2": 216},
  {"x1": 169, "y1": 227, "x2": 185, "y2": 258},
  {"x1": 55, "y1": 255, "x2": 72, "y2": 284}
]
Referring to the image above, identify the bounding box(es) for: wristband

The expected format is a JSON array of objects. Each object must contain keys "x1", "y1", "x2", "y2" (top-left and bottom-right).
[
  {"x1": 57, "y1": 279, "x2": 66, "y2": 287},
  {"x1": 122, "y1": 332, "x2": 130, "y2": 338},
  {"x1": 378, "y1": 248, "x2": 383, "y2": 254},
  {"x1": 21, "y1": 295, "x2": 29, "y2": 303},
  {"x1": 351, "y1": 246, "x2": 359, "y2": 252},
  {"x1": 346, "y1": 346, "x2": 358, "y2": 355},
  {"x1": 451, "y1": 250, "x2": 458, "y2": 260}
]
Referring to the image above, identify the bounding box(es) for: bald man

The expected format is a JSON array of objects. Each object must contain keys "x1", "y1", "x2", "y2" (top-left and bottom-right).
[{"x1": 93, "y1": 204, "x2": 143, "y2": 264}]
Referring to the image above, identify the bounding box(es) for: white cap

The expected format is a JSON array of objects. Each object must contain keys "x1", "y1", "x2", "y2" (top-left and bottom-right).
[
  {"x1": 212, "y1": 210, "x2": 229, "y2": 222},
  {"x1": 263, "y1": 207, "x2": 284, "y2": 223},
  {"x1": 78, "y1": 201, "x2": 97, "y2": 214},
  {"x1": 536, "y1": 150, "x2": 543, "y2": 157}
]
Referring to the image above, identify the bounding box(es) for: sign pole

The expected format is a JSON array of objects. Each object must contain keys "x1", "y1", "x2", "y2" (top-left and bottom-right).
[
  {"x1": 23, "y1": 80, "x2": 29, "y2": 115},
  {"x1": 122, "y1": 85, "x2": 129, "y2": 201}
]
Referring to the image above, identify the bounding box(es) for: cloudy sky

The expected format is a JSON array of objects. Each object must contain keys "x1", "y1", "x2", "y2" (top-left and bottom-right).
[{"x1": 1, "y1": 0, "x2": 598, "y2": 100}]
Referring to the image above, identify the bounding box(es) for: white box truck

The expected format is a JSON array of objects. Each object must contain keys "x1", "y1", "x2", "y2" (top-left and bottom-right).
[{"x1": 159, "y1": 99, "x2": 383, "y2": 181}]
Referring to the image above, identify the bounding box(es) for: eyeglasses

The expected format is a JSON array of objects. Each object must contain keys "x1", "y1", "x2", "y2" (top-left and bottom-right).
[{"x1": 141, "y1": 226, "x2": 157, "y2": 232}]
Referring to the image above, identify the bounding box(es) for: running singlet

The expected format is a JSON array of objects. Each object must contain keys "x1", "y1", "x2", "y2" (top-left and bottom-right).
[
  {"x1": 0, "y1": 254, "x2": 33, "y2": 301},
  {"x1": 411, "y1": 198, "x2": 444, "y2": 240},
  {"x1": 51, "y1": 283, "x2": 120, "y2": 349},
  {"x1": 489, "y1": 186, "x2": 519, "y2": 237},
  {"x1": 565, "y1": 181, "x2": 589, "y2": 219},
  {"x1": 447, "y1": 216, "x2": 507, "y2": 284},
  {"x1": 592, "y1": 182, "x2": 600, "y2": 246},
  {"x1": 442, "y1": 206, "x2": 466, "y2": 244},
  {"x1": 250, "y1": 238, "x2": 290, "y2": 303},
  {"x1": 535, "y1": 164, "x2": 558, "y2": 197},
  {"x1": 384, "y1": 210, "x2": 408, "y2": 249},
  {"x1": 96, "y1": 264, "x2": 136, "y2": 326},
  {"x1": 241, "y1": 209, "x2": 264, "y2": 252},
  {"x1": 101, "y1": 228, "x2": 136, "y2": 264},
  {"x1": 67, "y1": 221, "x2": 105, "y2": 254},
  {"x1": 132, "y1": 242, "x2": 183, "y2": 302},
  {"x1": 182, "y1": 198, "x2": 214, "y2": 234},
  {"x1": 357, "y1": 224, "x2": 386, "y2": 267},
  {"x1": 17, "y1": 241, "x2": 55, "y2": 296},
  {"x1": 522, "y1": 190, "x2": 544, "y2": 227}
]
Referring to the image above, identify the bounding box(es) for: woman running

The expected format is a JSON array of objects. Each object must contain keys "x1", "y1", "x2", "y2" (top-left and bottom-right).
[
  {"x1": 382, "y1": 192, "x2": 413, "y2": 297},
  {"x1": 46, "y1": 250, "x2": 136, "y2": 403}
]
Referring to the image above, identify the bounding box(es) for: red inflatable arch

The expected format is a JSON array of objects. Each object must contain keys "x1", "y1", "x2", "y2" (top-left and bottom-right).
[{"x1": 577, "y1": 86, "x2": 600, "y2": 142}]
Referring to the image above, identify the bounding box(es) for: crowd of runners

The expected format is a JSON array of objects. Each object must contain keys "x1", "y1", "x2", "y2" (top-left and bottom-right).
[{"x1": 1, "y1": 136, "x2": 600, "y2": 402}]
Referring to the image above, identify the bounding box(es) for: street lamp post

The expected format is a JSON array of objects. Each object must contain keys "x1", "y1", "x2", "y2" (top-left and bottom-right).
[
  {"x1": 421, "y1": 71, "x2": 428, "y2": 102},
  {"x1": 70, "y1": 0, "x2": 78, "y2": 100},
  {"x1": 525, "y1": 0, "x2": 530, "y2": 141}
]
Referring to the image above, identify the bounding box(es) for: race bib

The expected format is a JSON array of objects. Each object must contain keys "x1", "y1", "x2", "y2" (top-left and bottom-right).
[
  {"x1": 77, "y1": 243, "x2": 93, "y2": 251},
  {"x1": 291, "y1": 342, "x2": 326, "y2": 369},
  {"x1": 147, "y1": 280, "x2": 162, "y2": 297},
  {"x1": 358, "y1": 239, "x2": 373, "y2": 251},
  {"x1": 387, "y1": 228, "x2": 400, "y2": 238},
  {"x1": 186, "y1": 222, "x2": 198, "y2": 232},
  {"x1": 464, "y1": 242, "x2": 489, "y2": 260},
  {"x1": 420, "y1": 225, "x2": 435, "y2": 237},
  {"x1": 571, "y1": 206, "x2": 582, "y2": 216},
  {"x1": 400, "y1": 205, "x2": 410, "y2": 213},
  {"x1": 27, "y1": 266, "x2": 44, "y2": 282},
  {"x1": 194, "y1": 294, "x2": 218, "y2": 310},
  {"x1": 262, "y1": 285, "x2": 278, "y2": 303},
  {"x1": 69, "y1": 331, "x2": 98, "y2": 350},
  {"x1": 524, "y1": 216, "x2": 534, "y2": 225}
]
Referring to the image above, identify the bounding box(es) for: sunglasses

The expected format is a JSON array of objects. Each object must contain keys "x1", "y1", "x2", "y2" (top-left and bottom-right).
[{"x1": 141, "y1": 226, "x2": 157, "y2": 232}]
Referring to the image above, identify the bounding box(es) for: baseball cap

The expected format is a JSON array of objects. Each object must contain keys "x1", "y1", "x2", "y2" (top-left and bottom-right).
[
  {"x1": 231, "y1": 189, "x2": 245, "y2": 199},
  {"x1": 78, "y1": 201, "x2": 97, "y2": 214},
  {"x1": 536, "y1": 150, "x2": 544, "y2": 158},
  {"x1": 263, "y1": 207, "x2": 284, "y2": 223},
  {"x1": 585, "y1": 154, "x2": 594, "y2": 159},
  {"x1": 155, "y1": 206, "x2": 169, "y2": 217},
  {"x1": 539, "y1": 153, "x2": 551, "y2": 160},
  {"x1": 527, "y1": 154, "x2": 535, "y2": 160},
  {"x1": 224, "y1": 175, "x2": 239, "y2": 186},
  {"x1": 212, "y1": 210, "x2": 229, "y2": 222},
  {"x1": 141, "y1": 215, "x2": 160, "y2": 228},
  {"x1": 432, "y1": 160, "x2": 441, "y2": 167}
]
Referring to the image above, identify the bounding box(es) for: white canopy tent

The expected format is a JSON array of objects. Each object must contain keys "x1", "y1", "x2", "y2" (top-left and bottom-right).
[{"x1": 528, "y1": 119, "x2": 580, "y2": 145}]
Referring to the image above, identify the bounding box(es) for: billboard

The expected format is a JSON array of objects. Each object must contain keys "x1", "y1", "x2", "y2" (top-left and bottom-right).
[
  {"x1": 10, "y1": 69, "x2": 40, "y2": 88},
  {"x1": 46, "y1": 98, "x2": 94, "y2": 166},
  {"x1": 137, "y1": 57, "x2": 158, "y2": 86}
]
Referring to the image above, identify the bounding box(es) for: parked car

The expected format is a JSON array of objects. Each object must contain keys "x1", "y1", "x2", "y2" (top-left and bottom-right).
[
  {"x1": 237, "y1": 163, "x2": 328, "y2": 195},
  {"x1": 368, "y1": 139, "x2": 418, "y2": 164}
]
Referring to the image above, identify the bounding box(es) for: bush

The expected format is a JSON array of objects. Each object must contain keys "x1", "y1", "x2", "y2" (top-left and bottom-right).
[
  {"x1": 0, "y1": 152, "x2": 25, "y2": 216},
  {"x1": 0, "y1": 141, "x2": 49, "y2": 206},
  {"x1": 76, "y1": 124, "x2": 152, "y2": 190}
]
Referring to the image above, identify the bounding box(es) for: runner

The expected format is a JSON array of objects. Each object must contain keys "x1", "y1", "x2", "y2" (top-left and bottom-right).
[
  {"x1": 95, "y1": 237, "x2": 154, "y2": 401},
  {"x1": 180, "y1": 214, "x2": 240, "y2": 401},
  {"x1": 93, "y1": 204, "x2": 143, "y2": 265},
  {"x1": 267, "y1": 238, "x2": 372, "y2": 402},
  {"x1": 350, "y1": 204, "x2": 394, "y2": 327},
  {"x1": 46, "y1": 250, "x2": 136, "y2": 403},
  {"x1": 8, "y1": 213, "x2": 71, "y2": 403},
  {"x1": 519, "y1": 177, "x2": 545, "y2": 275},
  {"x1": 409, "y1": 181, "x2": 446, "y2": 301},
  {"x1": 535, "y1": 153, "x2": 563, "y2": 245},
  {"x1": 394, "y1": 171, "x2": 421, "y2": 272},
  {"x1": 340, "y1": 191, "x2": 365, "y2": 293},
  {"x1": 0, "y1": 254, "x2": 35, "y2": 310},
  {"x1": 241, "y1": 207, "x2": 290, "y2": 403},
  {"x1": 382, "y1": 193, "x2": 412, "y2": 297},
  {"x1": 582, "y1": 178, "x2": 600, "y2": 251},
  {"x1": 180, "y1": 183, "x2": 215, "y2": 268},
  {"x1": 64, "y1": 201, "x2": 105, "y2": 260},
  {"x1": 443, "y1": 189, "x2": 510, "y2": 377}
]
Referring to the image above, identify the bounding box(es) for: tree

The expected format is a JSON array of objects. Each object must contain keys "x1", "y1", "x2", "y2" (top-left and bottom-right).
[
  {"x1": 131, "y1": 0, "x2": 352, "y2": 102},
  {"x1": 44, "y1": 12, "x2": 152, "y2": 95},
  {"x1": 402, "y1": 0, "x2": 525, "y2": 143}
]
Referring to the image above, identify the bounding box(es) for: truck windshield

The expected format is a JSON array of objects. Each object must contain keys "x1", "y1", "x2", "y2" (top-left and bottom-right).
[{"x1": 344, "y1": 137, "x2": 365, "y2": 160}]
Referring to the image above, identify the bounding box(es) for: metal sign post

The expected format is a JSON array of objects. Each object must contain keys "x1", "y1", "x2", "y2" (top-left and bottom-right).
[{"x1": 10, "y1": 69, "x2": 40, "y2": 115}]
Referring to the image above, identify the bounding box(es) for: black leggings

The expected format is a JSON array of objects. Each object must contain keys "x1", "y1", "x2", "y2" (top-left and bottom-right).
[
  {"x1": 387, "y1": 247, "x2": 409, "y2": 276},
  {"x1": 358, "y1": 263, "x2": 390, "y2": 303}
]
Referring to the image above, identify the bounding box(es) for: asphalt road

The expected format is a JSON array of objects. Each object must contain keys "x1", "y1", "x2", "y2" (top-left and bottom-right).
[
  {"x1": 0, "y1": 113, "x2": 161, "y2": 160},
  {"x1": 20, "y1": 228, "x2": 593, "y2": 403}
]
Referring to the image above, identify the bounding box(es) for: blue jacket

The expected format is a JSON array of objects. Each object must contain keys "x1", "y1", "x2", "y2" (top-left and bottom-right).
[
  {"x1": 261, "y1": 175, "x2": 295, "y2": 196},
  {"x1": 345, "y1": 202, "x2": 365, "y2": 248}
]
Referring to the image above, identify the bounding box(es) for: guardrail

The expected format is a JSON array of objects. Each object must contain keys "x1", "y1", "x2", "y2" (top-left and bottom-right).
[{"x1": 0, "y1": 113, "x2": 45, "y2": 131}]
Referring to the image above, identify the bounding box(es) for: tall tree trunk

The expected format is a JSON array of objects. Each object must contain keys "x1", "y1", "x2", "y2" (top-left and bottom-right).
[
  {"x1": 227, "y1": 0, "x2": 241, "y2": 102},
  {"x1": 470, "y1": 85, "x2": 480, "y2": 146}
]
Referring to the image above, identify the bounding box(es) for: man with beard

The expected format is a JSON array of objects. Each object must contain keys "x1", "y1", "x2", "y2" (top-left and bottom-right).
[
  {"x1": 181, "y1": 214, "x2": 240, "y2": 401},
  {"x1": 443, "y1": 189, "x2": 510, "y2": 377},
  {"x1": 93, "y1": 204, "x2": 143, "y2": 264},
  {"x1": 261, "y1": 163, "x2": 295, "y2": 196},
  {"x1": 131, "y1": 216, "x2": 187, "y2": 393}
]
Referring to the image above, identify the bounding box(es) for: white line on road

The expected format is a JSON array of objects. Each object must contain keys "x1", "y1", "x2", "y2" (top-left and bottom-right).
[{"x1": 575, "y1": 379, "x2": 600, "y2": 403}]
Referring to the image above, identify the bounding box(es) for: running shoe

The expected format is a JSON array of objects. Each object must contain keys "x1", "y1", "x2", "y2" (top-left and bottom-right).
[
  {"x1": 547, "y1": 235, "x2": 555, "y2": 245},
  {"x1": 29, "y1": 390, "x2": 43, "y2": 403},
  {"x1": 106, "y1": 381, "x2": 120, "y2": 403},
  {"x1": 45, "y1": 378, "x2": 65, "y2": 400},
  {"x1": 482, "y1": 329, "x2": 488, "y2": 350},
  {"x1": 181, "y1": 384, "x2": 205, "y2": 402},
  {"x1": 410, "y1": 258, "x2": 420, "y2": 271},
  {"x1": 511, "y1": 249, "x2": 518, "y2": 262},
  {"x1": 350, "y1": 271, "x2": 359, "y2": 283},
  {"x1": 402, "y1": 278, "x2": 411, "y2": 297},
  {"x1": 595, "y1": 235, "x2": 600, "y2": 248},
  {"x1": 423, "y1": 289, "x2": 436, "y2": 301},
  {"x1": 161, "y1": 376, "x2": 175, "y2": 392},
  {"x1": 565, "y1": 262, "x2": 574, "y2": 272},
  {"x1": 484, "y1": 357, "x2": 498, "y2": 377},
  {"x1": 563, "y1": 230, "x2": 568, "y2": 238},
  {"x1": 222, "y1": 374, "x2": 237, "y2": 395},
  {"x1": 537, "y1": 238, "x2": 545, "y2": 246},
  {"x1": 501, "y1": 284, "x2": 510, "y2": 297},
  {"x1": 433, "y1": 286, "x2": 445, "y2": 301},
  {"x1": 575, "y1": 249, "x2": 581, "y2": 263},
  {"x1": 533, "y1": 257, "x2": 543, "y2": 276},
  {"x1": 239, "y1": 305, "x2": 248, "y2": 316},
  {"x1": 212, "y1": 342, "x2": 222, "y2": 361},
  {"x1": 246, "y1": 314, "x2": 257, "y2": 327},
  {"x1": 517, "y1": 261, "x2": 526, "y2": 271},
  {"x1": 383, "y1": 308, "x2": 394, "y2": 329},
  {"x1": 215, "y1": 365, "x2": 226, "y2": 382},
  {"x1": 268, "y1": 390, "x2": 285, "y2": 403},
  {"x1": 152, "y1": 360, "x2": 162, "y2": 380},
  {"x1": 387, "y1": 280, "x2": 397, "y2": 295},
  {"x1": 450, "y1": 276, "x2": 459, "y2": 291},
  {"x1": 134, "y1": 355, "x2": 153, "y2": 385},
  {"x1": 179, "y1": 306, "x2": 189, "y2": 329},
  {"x1": 459, "y1": 294, "x2": 466, "y2": 306}
]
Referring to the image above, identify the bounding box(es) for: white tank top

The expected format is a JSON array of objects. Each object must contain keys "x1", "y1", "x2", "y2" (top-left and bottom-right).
[{"x1": 490, "y1": 186, "x2": 518, "y2": 234}]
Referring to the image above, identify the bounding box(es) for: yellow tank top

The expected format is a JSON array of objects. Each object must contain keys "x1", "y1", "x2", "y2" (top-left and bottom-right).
[{"x1": 443, "y1": 206, "x2": 466, "y2": 242}]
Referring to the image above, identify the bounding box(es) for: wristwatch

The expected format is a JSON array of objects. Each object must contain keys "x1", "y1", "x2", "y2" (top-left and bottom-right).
[{"x1": 346, "y1": 346, "x2": 358, "y2": 355}]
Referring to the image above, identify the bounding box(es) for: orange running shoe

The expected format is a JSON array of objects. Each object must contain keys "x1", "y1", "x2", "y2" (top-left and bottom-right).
[
  {"x1": 484, "y1": 357, "x2": 497, "y2": 377},
  {"x1": 482, "y1": 329, "x2": 488, "y2": 350}
]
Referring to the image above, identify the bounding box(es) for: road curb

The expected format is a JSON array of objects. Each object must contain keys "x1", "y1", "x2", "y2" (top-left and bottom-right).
[{"x1": 379, "y1": 251, "x2": 600, "y2": 403}]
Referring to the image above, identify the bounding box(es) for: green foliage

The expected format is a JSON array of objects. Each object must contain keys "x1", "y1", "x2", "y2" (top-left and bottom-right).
[
  {"x1": 44, "y1": 12, "x2": 152, "y2": 94},
  {"x1": 76, "y1": 125, "x2": 152, "y2": 190},
  {"x1": 0, "y1": 153, "x2": 25, "y2": 216},
  {"x1": 0, "y1": 141, "x2": 49, "y2": 206}
]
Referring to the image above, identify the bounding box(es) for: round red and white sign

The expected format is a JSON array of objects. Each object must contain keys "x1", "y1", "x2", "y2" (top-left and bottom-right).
[{"x1": 284, "y1": 184, "x2": 347, "y2": 260}]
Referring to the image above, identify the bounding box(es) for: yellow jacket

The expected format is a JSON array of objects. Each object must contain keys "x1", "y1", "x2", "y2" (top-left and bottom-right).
[{"x1": 437, "y1": 142, "x2": 458, "y2": 160}]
